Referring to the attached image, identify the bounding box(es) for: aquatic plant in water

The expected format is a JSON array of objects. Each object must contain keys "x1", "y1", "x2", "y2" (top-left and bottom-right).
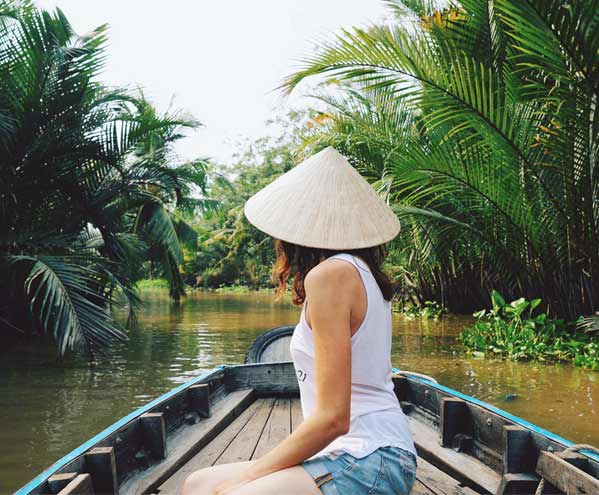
[{"x1": 458, "y1": 291, "x2": 598, "y2": 370}]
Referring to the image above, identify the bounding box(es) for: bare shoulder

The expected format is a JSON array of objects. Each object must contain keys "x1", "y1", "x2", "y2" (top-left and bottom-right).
[{"x1": 304, "y1": 258, "x2": 358, "y2": 293}]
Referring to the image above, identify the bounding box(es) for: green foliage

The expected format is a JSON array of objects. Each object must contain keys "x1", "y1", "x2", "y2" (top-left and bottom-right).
[
  {"x1": 135, "y1": 279, "x2": 171, "y2": 290},
  {"x1": 0, "y1": 1, "x2": 209, "y2": 356},
  {"x1": 394, "y1": 300, "x2": 446, "y2": 319},
  {"x1": 285, "y1": 0, "x2": 599, "y2": 319},
  {"x1": 459, "y1": 291, "x2": 598, "y2": 370}
]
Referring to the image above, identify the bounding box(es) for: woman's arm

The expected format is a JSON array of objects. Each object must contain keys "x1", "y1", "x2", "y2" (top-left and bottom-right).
[{"x1": 215, "y1": 260, "x2": 354, "y2": 491}]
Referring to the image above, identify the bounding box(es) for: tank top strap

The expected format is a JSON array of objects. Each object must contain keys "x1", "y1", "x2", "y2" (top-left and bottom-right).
[
  {"x1": 301, "y1": 253, "x2": 374, "y2": 331},
  {"x1": 327, "y1": 253, "x2": 387, "y2": 309},
  {"x1": 327, "y1": 253, "x2": 378, "y2": 300},
  {"x1": 328, "y1": 253, "x2": 372, "y2": 275}
]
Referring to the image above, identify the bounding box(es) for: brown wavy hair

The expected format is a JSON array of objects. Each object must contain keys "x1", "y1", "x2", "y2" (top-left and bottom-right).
[{"x1": 272, "y1": 239, "x2": 394, "y2": 305}]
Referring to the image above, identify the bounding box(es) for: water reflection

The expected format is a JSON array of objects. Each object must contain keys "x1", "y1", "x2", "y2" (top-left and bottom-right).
[{"x1": 0, "y1": 289, "x2": 596, "y2": 492}]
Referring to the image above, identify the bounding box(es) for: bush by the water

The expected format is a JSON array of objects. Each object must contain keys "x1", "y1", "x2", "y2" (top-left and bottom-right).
[
  {"x1": 136, "y1": 279, "x2": 172, "y2": 290},
  {"x1": 459, "y1": 291, "x2": 598, "y2": 370},
  {"x1": 213, "y1": 285, "x2": 273, "y2": 294},
  {"x1": 0, "y1": 1, "x2": 211, "y2": 356},
  {"x1": 394, "y1": 300, "x2": 446, "y2": 320}
]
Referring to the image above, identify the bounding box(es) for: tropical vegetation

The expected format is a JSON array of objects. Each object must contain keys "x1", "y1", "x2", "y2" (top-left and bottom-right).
[
  {"x1": 284, "y1": 0, "x2": 599, "y2": 322},
  {"x1": 182, "y1": 112, "x2": 311, "y2": 290},
  {"x1": 0, "y1": 1, "x2": 211, "y2": 356},
  {"x1": 395, "y1": 300, "x2": 446, "y2": 320},
  {"x1": 2, "y1": 0, "x2": 598, "y2": 370}
]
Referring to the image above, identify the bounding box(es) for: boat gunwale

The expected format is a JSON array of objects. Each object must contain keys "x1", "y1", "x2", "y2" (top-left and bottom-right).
[
  {"x1": 390, "y1": 366, "x2": 599, "y2": 463},
  {"x1": 14, "y1": 365, "x2": 227, "y2": 495}
]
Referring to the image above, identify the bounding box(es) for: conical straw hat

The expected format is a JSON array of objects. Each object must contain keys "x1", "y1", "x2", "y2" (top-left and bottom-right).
[{"x1": 244, "y1": 146, "x2": 400, "y2": 250}]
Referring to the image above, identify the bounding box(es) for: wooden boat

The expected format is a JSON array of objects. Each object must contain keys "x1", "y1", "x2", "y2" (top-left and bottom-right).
[{"x1": 16, "y1": 326, "x2": 599, "y2": 495}]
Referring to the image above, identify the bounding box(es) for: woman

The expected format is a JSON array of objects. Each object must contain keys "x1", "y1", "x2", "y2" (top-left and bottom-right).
[{"x1": 183, "y1": 147, "x2": 417, "y2": 494}]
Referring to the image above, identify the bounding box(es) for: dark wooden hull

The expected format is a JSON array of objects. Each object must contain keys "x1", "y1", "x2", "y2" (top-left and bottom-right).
[{"x1": 16, "y1": 343, "x2": 599, "y2": 495}]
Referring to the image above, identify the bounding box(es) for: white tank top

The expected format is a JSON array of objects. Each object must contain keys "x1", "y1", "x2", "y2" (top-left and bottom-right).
[{"x1": 289, "y1": 253, "x2": 416, "y2": 460}]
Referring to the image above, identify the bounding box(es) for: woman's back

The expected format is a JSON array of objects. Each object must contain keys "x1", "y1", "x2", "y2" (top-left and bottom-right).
[
  {"x1": 184, "y1": 147, "x2": 416, "y2": 494},
  {"x1": 289, "y1": 253, "x2": 416, "y2": 460}
]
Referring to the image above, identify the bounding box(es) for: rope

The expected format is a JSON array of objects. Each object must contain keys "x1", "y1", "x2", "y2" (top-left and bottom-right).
[{"x1": 535, "y1": 444, "x2": 599, "y2": 495}]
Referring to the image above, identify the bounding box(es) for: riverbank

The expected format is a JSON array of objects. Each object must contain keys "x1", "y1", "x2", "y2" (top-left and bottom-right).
[{"x1": 137, "y1": 279, "x2": 275, "y2": 295}]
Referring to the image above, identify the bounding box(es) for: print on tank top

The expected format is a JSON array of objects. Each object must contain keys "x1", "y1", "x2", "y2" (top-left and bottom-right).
[{"x1": 296, "y1": 368, "x2": 307, "y2": 382}]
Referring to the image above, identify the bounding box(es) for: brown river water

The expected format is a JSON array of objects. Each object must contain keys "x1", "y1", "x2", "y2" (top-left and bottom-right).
[{"x1": 1, "y1": 289, "x2": 597, "y2": 492}]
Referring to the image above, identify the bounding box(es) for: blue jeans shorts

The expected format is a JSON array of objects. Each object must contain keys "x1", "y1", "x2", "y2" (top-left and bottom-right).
[{"x1": 301, "y1": 446, "x2": 418, "y2": 494}]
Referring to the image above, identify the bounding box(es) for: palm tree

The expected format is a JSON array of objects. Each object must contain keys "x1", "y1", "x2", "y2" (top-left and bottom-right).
[
  {"x1": 0, "y1": 1, "x2": 209, "y2": 356},
  {"x1": 88, "y1": 93, "x2": 212, "y2": 303},
  {"x1": 285, "y1": 0, "x2": 599, "y2": 318}
]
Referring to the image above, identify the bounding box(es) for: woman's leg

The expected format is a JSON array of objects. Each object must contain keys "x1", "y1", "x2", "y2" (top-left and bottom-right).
[
  {"x1": 182, "y1": 461, "x2": 322, "y2": 495},
  {"x1": 228, "y1": 465, "x2": 322, "y2": 495},
  {"x1": 182, "y1": 461, "x2": 255, "y2": 495}
]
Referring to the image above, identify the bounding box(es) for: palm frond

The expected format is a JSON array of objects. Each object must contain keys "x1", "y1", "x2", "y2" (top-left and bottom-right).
[
  {"x1": 7, "y1": 255, "x2": 127, "y2": 356},
  {"x1": 288, "y1": 0, "x2": 598, "y2": 317}
]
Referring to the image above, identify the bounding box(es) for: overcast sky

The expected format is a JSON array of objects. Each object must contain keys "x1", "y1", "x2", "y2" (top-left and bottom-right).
[{"x1": 36, "y1": 1, "x2": 389, "y2": 163}]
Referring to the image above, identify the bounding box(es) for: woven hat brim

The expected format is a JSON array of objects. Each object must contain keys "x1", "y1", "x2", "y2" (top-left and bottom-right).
[{"x1": 243, "y1": 147, "x2": 400, "y2": 250}]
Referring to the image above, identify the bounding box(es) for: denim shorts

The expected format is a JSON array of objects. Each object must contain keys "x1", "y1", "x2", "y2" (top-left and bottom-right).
[{"x1": 301, "y1": 446, "x2": 418, "y2": 494}]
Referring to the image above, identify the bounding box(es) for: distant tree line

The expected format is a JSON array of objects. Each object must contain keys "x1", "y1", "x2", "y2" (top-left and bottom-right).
[{"x1": 182, "y1": 112, "x2": 310, "y2": 291}]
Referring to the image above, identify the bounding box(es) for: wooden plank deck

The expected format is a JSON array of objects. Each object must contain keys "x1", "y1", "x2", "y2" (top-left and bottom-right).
[{"x1": 156, "y1": 398, "x2": 481, "y2": 494}]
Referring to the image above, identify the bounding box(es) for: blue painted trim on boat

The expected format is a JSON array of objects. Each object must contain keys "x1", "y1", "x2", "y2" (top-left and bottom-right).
[
  {"x1": 392, "y1": 366, "x2": 599, "y2": 462},
  {"x1": 15, "y1": 366, "x2": 227, "y2": 495}
]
